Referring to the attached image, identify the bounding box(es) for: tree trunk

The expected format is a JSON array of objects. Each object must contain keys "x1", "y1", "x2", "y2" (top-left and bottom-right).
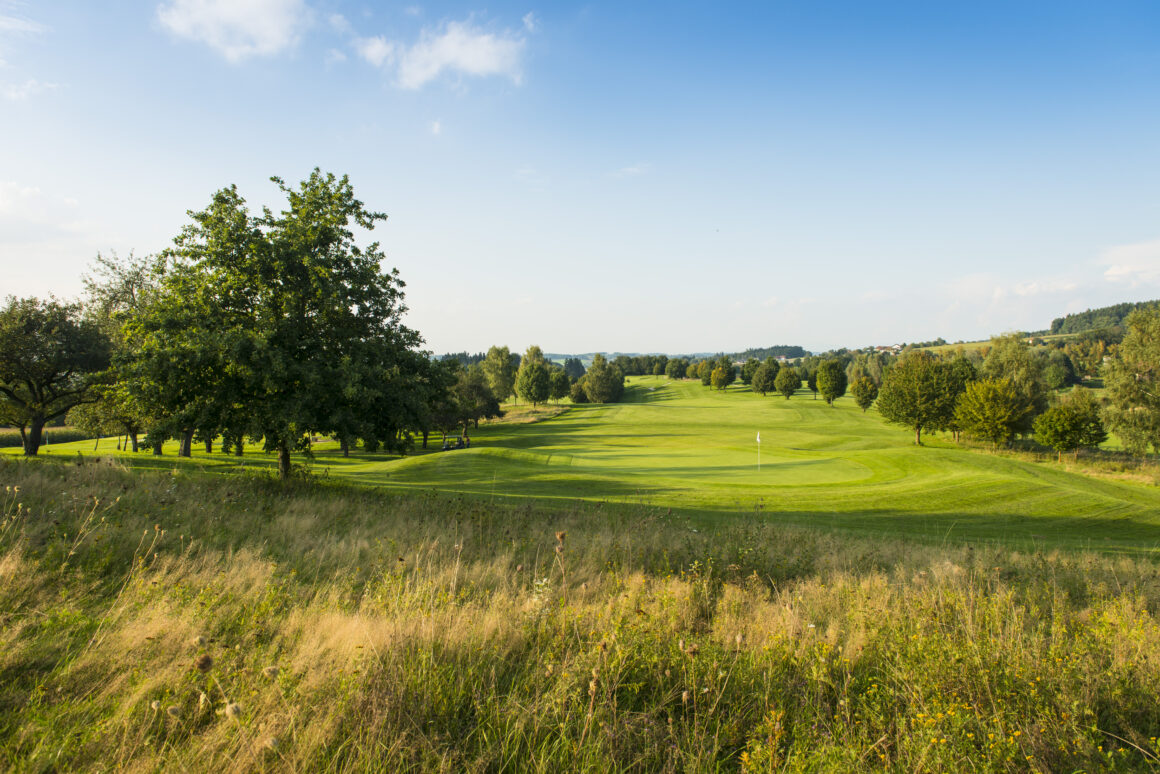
[
  {"x1": 153, "y1": 440, "x2": 163, "y2": 456},
  {"x1": 914, "y1": 427, "x2": 922, "y2": 445},
  {"x1": 340, "y1": 438, "x2": 349, "y2": 457},
  {"x1": 204, "y1": 438, "x2": 213, "y2": 454},
  {"x1": 179, "y1": 428, "x2": 194, "y2": 457},
  {"x1": 95, "y1": 437, "x2": 102, "y2": 451},
  {"x1": 130, "y1": 432, "x2": 139, "y2": 452},
  {"x1": 278, "y1": 444, "x2": 291, "y2": 479},
  {"x1": 421, "y1": 430, "x2": 429, "y2": 449},
  {"x1": 25, "y1": 417, "x2": 44, "y2": 456},
  {"x1": 234, "y1": 437, "x2": 244, "y2": 456}
]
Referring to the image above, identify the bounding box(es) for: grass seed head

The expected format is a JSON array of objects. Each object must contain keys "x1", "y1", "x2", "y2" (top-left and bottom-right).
[
  {"x1": 263, "y1": 666, "x2": 279, "y2": 679},
  {"x1": 225, "y1": 702, "x2": 242, "y2": 720},
  {"x1": 191, "y1": 635, "x2": 206, "y2": 647},
  {"x1": 150, "y1": 700, "x2": 161, "y2": 712},
  {"x1": 555, "y1": 531, "x2": 566, "y2": 544}
]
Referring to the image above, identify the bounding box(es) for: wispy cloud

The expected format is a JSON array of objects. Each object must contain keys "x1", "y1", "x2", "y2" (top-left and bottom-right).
[
  {"x1": 430, "y1": 119, "x2": 442, "y2": 135},
  {"x1": 611, "y1": 163, "x2": 649, "y2": 178},
  {"x1": 2, "y1": 77, "x2": 55, "y2": 100},
  {"x1": 1100, "y1": 237, "x2": 1160, "y2": 286},
  {"x1": 0, "y1": 3, "x2": 46, "y2": 69},
  {"x1": 156, "y1": 0, "x2": 310, "y2": 62},
  {"x1": 354, "y1": 35, "x2": 394, "y2": 67},
  {"x1": 522, "y1": 12, "x2": 538, "y2": 33},
  {"x1": 396, "y1": 20, "x2": 524, "y2": 89}
]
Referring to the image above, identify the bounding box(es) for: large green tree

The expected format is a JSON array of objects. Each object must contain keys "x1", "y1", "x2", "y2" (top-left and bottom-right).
[
  {"x1": 849, "y1": 377, "x2": 878, "y2": 412},
  {"x1": 751, "y1": 361, "x2": 777, "y2": 396},
  {"x1": 516, "y1": 345, "x2": 551, "y2": 406},
  {"x1": 0, "y1": 297, "x2": 111, "y2": 455},
  {"x1": 548, "y1": 368, "x2": 571, "y2": 404},
  {"x1": 981, "y1": 334, "x2": 1048, "y2": 434},
  {"x1": 482, "y1": 346, "x2": 518, "y2": 403},
  {"x1": 125, "y1": 170, "x2": 422, "y2": 477},
  {"x1": 583, "y1": 354, "x2": 624, "y2": 403},
  {"x1": 1103, "y1": 308, "x2": 1160, "y2": 455},
  {"x1": 876, "y1": 351, "x2": 959, "y2": 445},
  {"x1": 816, "y1": 359, "x2": 848, "y2": 405},
  {"x1": 774, "y1": 366, "x2": 799, "y2": 399},
  {"x1": 953, "y1": 378, "x2": 1032, "y2": 448},
  {"x1": 1033, "y1": 388, "x2": 1107, "y2": 461}
]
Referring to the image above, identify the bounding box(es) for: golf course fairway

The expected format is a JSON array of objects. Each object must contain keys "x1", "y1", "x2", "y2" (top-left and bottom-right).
[{"x1": 23, "y1": 376, "x2": 1159, "y2": 553}]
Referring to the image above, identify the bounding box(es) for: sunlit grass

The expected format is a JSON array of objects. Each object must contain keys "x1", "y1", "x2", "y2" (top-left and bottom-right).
[{"x1": 2, "y1": 459, "x2": 1159, "y2": 771}]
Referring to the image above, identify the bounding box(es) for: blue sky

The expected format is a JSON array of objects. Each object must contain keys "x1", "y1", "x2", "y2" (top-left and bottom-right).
[{"x1": 2, "y1": 1, "x2": 1159, "y2": 354}]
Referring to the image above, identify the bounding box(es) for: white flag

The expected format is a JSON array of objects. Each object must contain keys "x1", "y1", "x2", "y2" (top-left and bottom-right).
[{"x1": 756, "y1": 432, "x2": 760, "y2": 444}]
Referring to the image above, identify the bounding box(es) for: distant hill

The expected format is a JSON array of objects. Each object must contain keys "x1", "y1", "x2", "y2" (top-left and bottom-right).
[
  {"x1": 733, "y1": 345, "x2": 808, "y2": 361},
  {"x1": 1050, "y1": 300, "x2": 1159, "y2": 335}
]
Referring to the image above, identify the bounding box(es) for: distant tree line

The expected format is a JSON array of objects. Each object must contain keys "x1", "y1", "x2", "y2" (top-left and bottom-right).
[
  {"x1": 1050, "y1": 300, "x2": 1159, "y2": 335},
  {"x1": 733, "y1": 345, "x2": 807, "y2": 361}
]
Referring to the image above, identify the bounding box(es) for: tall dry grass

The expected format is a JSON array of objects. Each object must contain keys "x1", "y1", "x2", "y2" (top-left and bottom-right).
[{"x1": 1, "y1": 457, "x2": 1159, "y2": 771}]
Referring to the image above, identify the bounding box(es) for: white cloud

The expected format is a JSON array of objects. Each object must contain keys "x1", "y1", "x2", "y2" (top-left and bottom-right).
[
  {"x1": 1011, "y1": 278, "x2": 1078, "y2": 297},
  {"x1": 0, "y1": 11, "x2": 43, "y2": 35},
  {"x1": 522, "y1": 12, "x2": 538, "y2": 32},
  {"x1": 355, "y1": 35, "x2": 394, "y2": 67},
  {"x1": 2, "y1": 77, "x2": 55, "y2": 100},
  {"x1": 156, "y1": 0, "x2": 310, "y2": 62},
  {"x1": 1100, "y1": 238, "x2": 1160, "y2": 286},
  {"x1": 328, "y1": 12, "x2": 350, "y2": 34},
  {"x1": 325, "y1": 47, "x2": 346, "y2": 64},
  {"x1": 611, "y1": 163, "x2": 649, "y2": 178},
  {"x1": 396, "y1": 21, "x2": 524, "y2": 89},
  {"x1": 430, "y1": 119, "x2": 441, "y2": 135},
  {"x1": 0, "y1": 6, "x2": 46, "y2": 68}
]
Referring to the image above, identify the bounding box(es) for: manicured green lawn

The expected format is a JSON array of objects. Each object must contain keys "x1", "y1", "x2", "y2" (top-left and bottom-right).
[{"x1": 10, "y1": 376, "x2": 1160, "y2": 552}]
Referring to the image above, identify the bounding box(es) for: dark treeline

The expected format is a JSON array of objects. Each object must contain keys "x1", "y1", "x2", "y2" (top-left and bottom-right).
[
  {"x1": 733, "y1": 344, "x2": 808, "y2": 360},
  {"x1": 440, "y1": 352, "x2": 489, "y2": 367},
  {"x1": 1050, "y1": 299, "x2": 1159, "y2": 335}
]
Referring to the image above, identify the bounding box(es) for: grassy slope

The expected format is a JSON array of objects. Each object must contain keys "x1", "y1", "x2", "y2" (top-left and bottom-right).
[
  {"x1": 8, "y1": 377, "x2": 1160, "y2": 552},
  {"x1": 3, "y1": 460, "x2": 1160, "y2": 772}
]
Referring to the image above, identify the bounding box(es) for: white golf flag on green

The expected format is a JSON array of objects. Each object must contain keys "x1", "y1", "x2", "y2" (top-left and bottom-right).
[{"x1": 756, "y1": 432, "x2": 760, "y2": 444}]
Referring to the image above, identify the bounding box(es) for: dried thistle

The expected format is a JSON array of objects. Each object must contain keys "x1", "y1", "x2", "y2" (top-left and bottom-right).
[
  {"x1": 555, "y1": 531, "x2": 566, "y2": 544},
  {"x1": 166, "y1": 705, "x2": 180, "y2": 718},
  {"x1": 191, "y1": 635, "x2": 206, "y2": 647},
  {"x1": 224, "y1": 702, "x2": 242, "y2": 720},
  {"x1": 194, "y1": 653, "x2": 213, "y2": 672},
  {"x1": 262, "y1": 666, "x2": 279, "y2": 679},
  {"x1": 150, "y1": 700, "x2": 161, "y2": 712}
]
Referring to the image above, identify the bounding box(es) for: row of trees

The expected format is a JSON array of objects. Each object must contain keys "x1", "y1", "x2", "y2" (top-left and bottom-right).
[{"x1": 663, "y1": 323, "x2": 1159, "y2": 461}]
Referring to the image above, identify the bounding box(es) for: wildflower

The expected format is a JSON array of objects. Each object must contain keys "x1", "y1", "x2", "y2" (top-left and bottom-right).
[
  {"x1": 194, "y1": 653, "x2": 213, "y2": 672},
  {"x1": 516, "y1": 564, "x2": 523, "y2": 572},
  {"x1": 225, "y1": 702, "x2": 242, "y2": 720}
]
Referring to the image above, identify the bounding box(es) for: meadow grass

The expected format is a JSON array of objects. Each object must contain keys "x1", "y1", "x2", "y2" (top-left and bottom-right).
[{"x1": 2, "y1": 457, "x2": 1160, "y2": 771}]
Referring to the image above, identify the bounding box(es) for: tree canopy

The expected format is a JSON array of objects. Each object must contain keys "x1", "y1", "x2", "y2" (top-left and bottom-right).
[
  {"x1": 0, "y1": 296, "x2": 111, "y2": 455},
  {"x1": 121, "y1": 170, "x2": 423, "y2": 476},
  {"x1": 1102, "y1": 308, "x2": 1160, "y2": 454}
]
